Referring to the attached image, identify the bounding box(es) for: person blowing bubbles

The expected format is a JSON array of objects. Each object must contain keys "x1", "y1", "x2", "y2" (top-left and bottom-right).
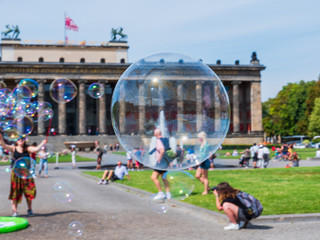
[{"x1": 0, "y1": 134, "x2": 47, "y2": 217}]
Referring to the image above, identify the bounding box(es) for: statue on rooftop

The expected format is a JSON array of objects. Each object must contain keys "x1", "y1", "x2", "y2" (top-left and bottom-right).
[
  {"x1": 1, "y1": 25, "x2": 20, "y2": 39},
  {"x1": 110, "y1": 27, "x2": 127, "y2": 41}
]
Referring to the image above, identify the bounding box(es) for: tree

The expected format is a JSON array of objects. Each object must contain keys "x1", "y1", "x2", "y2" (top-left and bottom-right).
[
  {"x1": 308, "y1": 98, "x2": 320, "y2": 138},
  {"x1": 263, "y1": 80, "x2": 315, "y2": 137}
]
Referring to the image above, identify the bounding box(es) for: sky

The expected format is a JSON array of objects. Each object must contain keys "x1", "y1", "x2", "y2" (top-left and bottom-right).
[{"x1": 1, "y1": 0, "x2": 319, "y2": 102}]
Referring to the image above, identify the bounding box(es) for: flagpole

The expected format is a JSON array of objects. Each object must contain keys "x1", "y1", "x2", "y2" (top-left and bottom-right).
[{"x1": 64, "y1": 12, "x2": 67, "y2": 44}]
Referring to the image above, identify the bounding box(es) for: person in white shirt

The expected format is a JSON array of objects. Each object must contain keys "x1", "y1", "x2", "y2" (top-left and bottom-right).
[
  {"x1": 250, "y1": 143, "x2": 259, "y2": 168},
  {"x1": 262, "y1": 145, "x2": 270, "y2": 168},
  {"x1": 257, "y1": 145, "x2": 264, "y2": 168},
  {"x1": 97, "y1": 161, "x2": 130, "y2": 185}
]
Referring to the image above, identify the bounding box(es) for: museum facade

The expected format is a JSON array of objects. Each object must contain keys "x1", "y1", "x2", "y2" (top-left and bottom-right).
[{"x1": 0, "y1": 39, "x2": 265, "y2": 145}]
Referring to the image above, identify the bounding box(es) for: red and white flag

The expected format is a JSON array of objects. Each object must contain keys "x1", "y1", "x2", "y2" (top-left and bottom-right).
[{"x1": 65, "y1": 16, "x2": 79, "y2": 31}]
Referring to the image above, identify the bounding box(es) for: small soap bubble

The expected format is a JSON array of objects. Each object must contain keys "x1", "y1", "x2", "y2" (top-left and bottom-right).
[
  {"x1": 88, "y1": 83, "x2": 105, "y2": 99},
  {"x1": 149, "y1": 193, "x2": 170, "y2": 214},
  {"x1": 49, "y1": 78, "x2": 77, "y2": 103},
  {"x1": 68, "y1": 221, "x2": 84, "y2": 237},
  {"x1": 13, "y1": 157, "x2": 37, "y2": 179},
  {"x1": 18, "y1": 79, "x2": 39, "y2": 98},
  {"x1": 13, "y1": 116, "x2": 34, "y2": 135},
  {"x1": 162, "y1": 171, "x2": 195, "y2": 200},
  {"x1": 52, "y1": 181, "x2": 74, "y2": 203},
  {"x1": 3, "y1": 125, "x2": 20, "y2": 142}
]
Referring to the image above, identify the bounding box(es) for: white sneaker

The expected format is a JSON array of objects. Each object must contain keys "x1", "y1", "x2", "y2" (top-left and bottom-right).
[
  {"x1": 97, "y1": 180, "x2": 104, "y2": 185},
  {"x1": 224, "y1": 223, "x2": 239, "y2": 230},
  {"x1": 166, "y1": 192, "x2": 172, "y2": 199},
  {"x1": 12, "y1": 212, "x2": 18, "y2": 217},
  {"x1": 153, "y1": 191, "x2": 166, "y2": 200}
]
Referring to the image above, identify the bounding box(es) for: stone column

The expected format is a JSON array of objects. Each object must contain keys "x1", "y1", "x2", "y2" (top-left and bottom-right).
[
  {"x1": 37, "y1": 80, "x2": 45, "y2": 136},
  {"x1": 138, "y1": 82, "x2": 146, "y2": 134},
  {"x1": 232, "y1": 82, "x2": 240, "y2": 133},
  {"x1": 177, "y1": 82, "x2": 184, "y2": 133},
  {"x1": 78, "y1": 80, "x2": 86, "y2": 135},
  {"x1": 98, "y1": 81, "x2": 107, "y2": 135},
  {"x1": 250, "y1": 82, "x2": 263, "y2": 132},
  {"x1": 214, "y1": 85, "x2": 221, "y2": 132},
  {"x1": 58, "y1": 103, "x2": 66, "y2": 135},
  {"x1": 58, "y1": 86, "x2": 66, "y2": 135},
  {"x1": 119, "y1": 84, "x2": 126, "y2": 134},
  {"x1": 196, "y1": 81, "x2": 203, "y2": 132}
]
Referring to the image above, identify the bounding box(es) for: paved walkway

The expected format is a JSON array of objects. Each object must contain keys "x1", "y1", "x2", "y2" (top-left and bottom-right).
[{"x1": 0, "y1": 154, "x2": 319, "y2": 239}]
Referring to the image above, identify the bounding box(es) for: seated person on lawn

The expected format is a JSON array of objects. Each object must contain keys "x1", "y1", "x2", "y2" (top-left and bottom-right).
[{"x1": 97, "y1": 161, "x2": 130, "y2": 184}]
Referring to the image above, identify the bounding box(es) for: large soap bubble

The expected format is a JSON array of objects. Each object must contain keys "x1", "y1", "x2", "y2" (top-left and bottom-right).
[
  {"x1": 111, "y1": 53, "x2": 230, "y2": 171},
  {"x1": 49, "y1": 78, "x2": 77, "y2": 103}
]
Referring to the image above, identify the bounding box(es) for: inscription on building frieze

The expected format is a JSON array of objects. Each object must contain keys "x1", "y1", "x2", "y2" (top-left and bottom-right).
[{"x1": 0, "y1": 67, "x2": 125, "y2": 75}]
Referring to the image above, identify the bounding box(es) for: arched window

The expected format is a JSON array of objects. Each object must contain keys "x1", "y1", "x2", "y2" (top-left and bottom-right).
[
  {"x1": 120, "y1": 58, "x2": 125, "y2": 63},
  {"x1": 100, "y1": 58, "x2": 105, "y2": 63},
  {"x1": 17, "y1": 57, "x2": 23, "y2": 62},
  {"x1": 80, "y1": 58, "x2": 85, "y2": 63},
  {"x1": 59, "y1": 57, "x2": 65, "y2": 63},
  {"x1": 39, "y1": 57, "x2": 44, "y2": 62}
]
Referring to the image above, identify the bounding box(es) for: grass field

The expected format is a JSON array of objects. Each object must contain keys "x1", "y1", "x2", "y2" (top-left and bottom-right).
[
  {"x1": 84, "y1": 167, "x2": 320, "y2": 215},
  {"x1": 216, "y1": 148, "x2": 318, "y2": 160},
  {"x1": 0, "y1": 154, "x2": 95, "y2": 165}
]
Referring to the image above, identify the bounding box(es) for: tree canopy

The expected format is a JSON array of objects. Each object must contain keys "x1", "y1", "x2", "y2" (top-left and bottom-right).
[{"x1": 263, "y1": 78, "x2": 320, "y2": 137}]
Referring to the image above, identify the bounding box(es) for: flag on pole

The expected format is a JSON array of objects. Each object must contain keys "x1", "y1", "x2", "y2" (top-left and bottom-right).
[{"x1": 65, "y1": 16, "x2": 79, "y2": 31}]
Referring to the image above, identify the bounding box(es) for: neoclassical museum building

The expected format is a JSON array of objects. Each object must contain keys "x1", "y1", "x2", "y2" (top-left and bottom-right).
[{"x1": 0, "y1": 38, "x2": 265, "y2": 147}]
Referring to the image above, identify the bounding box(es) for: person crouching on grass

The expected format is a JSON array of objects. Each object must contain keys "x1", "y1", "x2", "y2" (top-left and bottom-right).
[{"x1": 213, "y1": 182, "x2": 250, "y2": 230}]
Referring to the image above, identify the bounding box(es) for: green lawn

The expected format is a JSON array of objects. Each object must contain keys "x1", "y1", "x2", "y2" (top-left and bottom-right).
[
  {"x1": 0, "y1": 154, "x2": 95, "y2": 165},
  {"x1": 216, "y1": 148, "x2": 318, "y2": 160},
  {"x1": 84, "y1": 167, "x2": 320, "y2": 215}
]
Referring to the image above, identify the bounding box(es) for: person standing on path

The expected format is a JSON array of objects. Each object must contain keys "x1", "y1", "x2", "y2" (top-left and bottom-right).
[{"x1": 95, "y1": 141, "x2": 103, "y2": 170}]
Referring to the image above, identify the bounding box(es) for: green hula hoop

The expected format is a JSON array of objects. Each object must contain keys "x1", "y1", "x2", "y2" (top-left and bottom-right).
[{"x1": 0, "y1": 217, "x2": 29, "y2": 233}]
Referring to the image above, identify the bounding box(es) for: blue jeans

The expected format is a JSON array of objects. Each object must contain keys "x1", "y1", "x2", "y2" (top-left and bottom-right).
[{"x1": 39, "y1": 158, "x2": 48, "y2": 176}]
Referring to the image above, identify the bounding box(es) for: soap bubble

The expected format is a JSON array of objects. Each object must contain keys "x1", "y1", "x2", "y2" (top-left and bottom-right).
[
  {"x1": 3, "y1": 125, "x2": 21, "y2": 142},
  {"x1": 12, "y1": 86, "x2": 32, "y2": 100},
  {"x1": 52, "y1": 181, "x2": 74, "y2": 203},
  {"x1": 0, "y1": 81, "x2": 7, "y2": 89},
  {"x1": 13, "y1": 157, "x2": 37, "y2": 179},
  {"x1": 162, "y1": 171, "x2": 195, "y2": 200},
  {"x1": 68, "y1": 221, "x2": 84, "y2": 237},
  {"x1": 13, "y1": 116, "x2": 34, "y2": 135},
  {"x1": 43, "y1": 144, "x2": 55, "y2": 158},
  {"x1": 149, "y1": 194, "x2": 170, "y2": 214},
  {"x1": 88, "y1": 82, "x2": 105, "y2": 99},
  {"x1": 49, "y1": 78, "x2": 77, "y2": 103},
  {"x1": 111, "y1": 53, "x2": 230, "y2": 171},
  {"x1": 33, "y1": 101, "x2": 53, "y2": 122},
  {"x1": 18, "y1": 79, "x2": 39, "y2": 98}
]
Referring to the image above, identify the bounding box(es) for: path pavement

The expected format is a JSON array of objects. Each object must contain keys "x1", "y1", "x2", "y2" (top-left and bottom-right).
[{"x1": 0, "y1": 154, "x2": 319, "y2": 240}]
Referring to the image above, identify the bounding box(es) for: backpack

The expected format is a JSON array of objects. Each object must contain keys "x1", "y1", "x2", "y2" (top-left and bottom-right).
[
  {"x1": 236, "y1": 191, "x2": 263, "y2": 219},
  {"x1": 159, "y1": 138, "x2": 176, "y2": 165}
]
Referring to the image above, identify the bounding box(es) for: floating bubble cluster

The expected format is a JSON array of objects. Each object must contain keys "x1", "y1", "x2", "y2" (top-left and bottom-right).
[
  {"x1": 111, "y1": 53, "x2": 230, "y2": 171},
  {"x1": 0, "y1": 79, "x2": 54, "y2": 142}
]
